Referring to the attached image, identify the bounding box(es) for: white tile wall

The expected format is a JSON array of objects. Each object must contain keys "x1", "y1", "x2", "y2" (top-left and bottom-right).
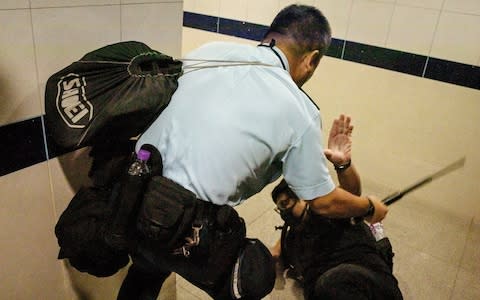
[
  {"x1": 0, "y1": 9, "x2": 41, "y2": 126},
  {"x1": 347, "y1": 0, "x2": 395, "y2": 47},
  {"x1": 219, "y1": 0, "x2": 248, "y2": 22},
  {"x1": 0, "y1": 2, "x2": 183, "y2": 299},
  {"x1": 430, "y1": 11, "x2": 480, "y2": 65},
  {"x1": 246, "y1": 0, "x2": 278, "y2": 25},
  {"x1": 0, "y1": 0, "x2": 29, "y2": 9},
  {"x1": 0, "y1": 162, "x2": 67, "y2": 300},
  {"x1": 30, "y1": 0, "x2": 120, "y2": 8},
  {"x1": 396, "y1": 0, "x2": 444, "y2": 10},
  {"x1": 316, "y1": 0, "x2": 353, "y2": 39},
  {"x1": 194, "y1": 0, "x2": 220, "y2": 16},
  {"x1": 386, "y1": 5, "x2": 440, "y2": 56},
  {"x1": 183, "y1": 0, "x2": 195, "y2": 12},
  {"x1": 280, "y1": 0, "x2": 315, "y2": 9},
  {"x1": 122, "y1": 0, "x2": 179, "y2": 3},
  {"x1": 31, "y1": 5, "x2": 122, "y2": 112},
  {"x1": 444, "y1": 0, "x2": 480, "y2": 15},
  {"x1": 183, "y1": 0, "x2": 480, "y2": 67},
  {"x1": 121, "y1": 2, "x2": 183, "y2": 57}
]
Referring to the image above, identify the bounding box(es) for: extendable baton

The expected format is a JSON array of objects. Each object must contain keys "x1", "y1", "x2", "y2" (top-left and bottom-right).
[{"x1": 381, "y1": 157, "x2": 466, "y2": 206}]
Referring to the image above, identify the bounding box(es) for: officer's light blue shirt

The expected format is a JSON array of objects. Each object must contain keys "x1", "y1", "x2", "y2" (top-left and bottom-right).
[{"x1": 137, "y1": 41, "x2": 335, "y2": 206}]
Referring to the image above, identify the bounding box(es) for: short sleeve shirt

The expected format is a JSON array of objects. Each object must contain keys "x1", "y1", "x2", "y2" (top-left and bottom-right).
[{"x1": 136, "y1": 41, "x2": 335, "y2": 205}]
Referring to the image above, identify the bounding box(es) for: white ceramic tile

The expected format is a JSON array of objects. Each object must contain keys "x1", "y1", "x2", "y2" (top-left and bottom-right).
[
  {"x1": 0, "y1": 0, "x2": 29, "y2": 9},
  {"x1": 246, "y1": 0, "x2": 278, "y2": 25},
  {"x1": 31, "y1": 5, "x2": 121, "y2": 113},
  {"x1": 430, "y1": 11, "x2": 480, "y2": 65},
  {"x1": 444, "y1": 0, "x2": 480, "y2": 16},
  {"x1": 194, "y1": 0, "x2": 220, "y2": 16},
  {"x1": 280, "y1": 0, "x2": 315, "y2": 10},
  {"x1": 176, "y1": 275, "x2": 211, "y2": 299},
  {"x1": 382, "y1": 194, "x2": 471, "y2": 266},
  {"x1": 183, "y1": 0, "x2": 195, "y2": 11},
  {"x1": 0, "y1": 162, "x2": 67, "y2": 300},
  {"x1": 182, "y1": 27, "x2": 257, "y2": 57},
  {"x1": 122, "y1": 0, "x2": 179, "y2": 3},
  {"x1": 63, "y1": 261, "x2": 129, "y2": 300},
  {"x1": 460, "y1": 221, "x2": 480, "y2": 274},
  {"x1": 121, "y1": 2, "x2": 183, "y2": 58},
  {"x1": 0, "y1": 10, "x2": 42, "y2": 126},
  {"x1": 48, "y1": 148, "x2": 93, "y2": 218},
  {"x1": 316, "y1": 0, "x2": 354, "y2": 39},
  {"x1": 450, "y1": 268, "x2": 480, "y2": 300},
  {"x1": 392, "y1": 242, "x2": 458, "y2": 300},
  {"x1": 386, "y1": 5, "x2": 440, "y2": 55},
  {"x1": 219, "y1": 0, "x2": 247, "y2": 21},
  {"x1": 346, "y1": 0, "x2": 395, "y2": 47},
  {"x1": 234, "y1": 179, "x2": 281, "y2": 226},
  {"x1": 30, "y1": 0, "x2": 120, "y2": 8},
  {"x1": 396, "y1": 0, "x2": 444, "y2": 10}
]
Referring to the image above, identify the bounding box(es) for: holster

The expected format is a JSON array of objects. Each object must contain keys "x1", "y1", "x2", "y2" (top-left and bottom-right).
[{"x1": 136, "y1": 175, "x2": 199, "y2": 250}]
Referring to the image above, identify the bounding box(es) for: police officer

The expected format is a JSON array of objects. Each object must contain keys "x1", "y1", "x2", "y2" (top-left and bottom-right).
[{"x1": 118, "y1": 5, "x2": 388, "y2": 300}]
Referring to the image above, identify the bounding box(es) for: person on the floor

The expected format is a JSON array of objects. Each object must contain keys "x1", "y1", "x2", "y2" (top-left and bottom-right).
[
  {"x1": 270, "y1": 116, "x2": 403, "y2": 300},
  {"x1": 117, "y1": 4, "x2": 389, "y2": 300}
]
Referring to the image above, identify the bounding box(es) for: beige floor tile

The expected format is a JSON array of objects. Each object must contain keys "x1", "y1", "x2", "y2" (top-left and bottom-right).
[
  {"x1": 460, "y1": 220, "x2": 480, "y2": 274},
  {"x1": 62, "y1": 261, "x2": 129, "y2": 300},
  {"x1": 392, "y1": 241, "x2": 457, "y2": 300},
  {"x1": 382, "y1": 197, "x2": 470, "y2": 266},
  {"x1": 235, "y1": 180, "x2": 281, "y2": 225},
  {"x1": 176, "y1": 275, "x2": 211, "y2": 299},
  {"x1": 268, "y1": 264, "x2": 304, "y2": 299},
  {"x1": 450, "y1": 267, "x2": 480, "y2": 300},
  {"x1": 362, "y1": 177, "x2": 471, "y2": 267}
]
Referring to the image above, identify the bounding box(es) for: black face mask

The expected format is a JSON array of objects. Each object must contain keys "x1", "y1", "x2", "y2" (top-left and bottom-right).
[{"x1": 277, "y1": 200, "x2": 309, "y2": 227}]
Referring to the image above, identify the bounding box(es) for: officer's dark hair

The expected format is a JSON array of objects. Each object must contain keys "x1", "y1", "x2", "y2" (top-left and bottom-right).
[
  {"x1": 271, "y1": 179, "x2": 299, "y2": 204},
  {"x1": 264, "y1": 4, "x2": 332, "y2": 58}
]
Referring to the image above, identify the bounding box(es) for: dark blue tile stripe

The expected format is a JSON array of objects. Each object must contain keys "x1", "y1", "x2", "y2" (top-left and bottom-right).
[
  {"x1": 424, "y1": 58, "x2": 480, "y2": 90},
  {"x1": 0, "y1": 116, "x2": 47, "y2": 176},
  {"x1": 183, "y1": 11, "x2": 479, "y2": 90},
  {"x1": 1, "y1": 12, "x2": 478, "y2": 177},
  {"x1": 183, "y1": 11, "x2": 218, "y2": 32},
  {"x1": 326, "y1": 38, "x2": 344, "y2": 59},
  {"x1": 218, "y1": 18, "x2": 268, "y2": 41},
  {"x1": 343, "y1": 41, "x2": 427, "y2": 77}
]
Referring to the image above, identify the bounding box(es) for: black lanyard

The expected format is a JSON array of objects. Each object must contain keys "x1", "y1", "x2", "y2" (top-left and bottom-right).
[{"x1": 258, "y1": 39, "x2": 287, "y2": 71}]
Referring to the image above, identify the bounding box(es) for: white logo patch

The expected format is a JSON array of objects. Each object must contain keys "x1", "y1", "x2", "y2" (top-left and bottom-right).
[{"x1": 56, "y1": 73, "x2": 93, "y2": 128}]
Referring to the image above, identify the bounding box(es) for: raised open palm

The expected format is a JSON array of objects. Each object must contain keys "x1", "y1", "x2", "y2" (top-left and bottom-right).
[{"x1": 324, "y1": 114, "x2": 353, "y2": 165}]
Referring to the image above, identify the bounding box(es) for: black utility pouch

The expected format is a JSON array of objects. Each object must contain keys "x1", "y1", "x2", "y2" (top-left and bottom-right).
[{"x1": 136, "y1": 175, "x2": 198, "y2": 249}]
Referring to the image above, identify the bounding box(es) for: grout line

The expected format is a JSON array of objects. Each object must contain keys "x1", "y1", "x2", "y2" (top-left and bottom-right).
[
  {"x1": 425, "y1": 0, "x2": 447, "y2": 64},
  {"x1": 28, "y1": 1, "x2": 67, "y2": 293},
  {"x1": 447, "y1": 216, "x2": 474, "y2": 300},
  {"x1": 448, "y1": 217, "x2": 474, "y2": 300},
  {"x1": 341, "y1": 0, "x2": 355, "y2": 60},
  {"x1": 383, "y1": 0, "x2": 398, "y2": 47},
  {"x1": 421, "y1": 56, "x2": 430, "y2": 78}
]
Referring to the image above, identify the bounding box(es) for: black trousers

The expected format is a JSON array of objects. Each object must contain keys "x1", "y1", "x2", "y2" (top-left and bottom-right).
[
  {"x1": 117, "y1": 208, "x2": 247, "y2": 300},
  {"x1": 304, "y1": 263, "x2": 403, "y2": 300}
]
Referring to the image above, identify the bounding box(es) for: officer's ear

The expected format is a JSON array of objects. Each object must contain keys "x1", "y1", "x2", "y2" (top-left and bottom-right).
[{"x1": 304, "y1": 50, "x2": 321, "y2": 72}]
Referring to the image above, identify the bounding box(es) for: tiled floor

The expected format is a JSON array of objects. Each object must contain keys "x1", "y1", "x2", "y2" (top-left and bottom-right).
[{"x1": 172, "y1": 179, "x2": 480, "y2": 299}]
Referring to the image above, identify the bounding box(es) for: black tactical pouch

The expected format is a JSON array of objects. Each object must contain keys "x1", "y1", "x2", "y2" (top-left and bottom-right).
[{"x1": 136, "y1": 175, "x2": 198, "y2": 250}]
